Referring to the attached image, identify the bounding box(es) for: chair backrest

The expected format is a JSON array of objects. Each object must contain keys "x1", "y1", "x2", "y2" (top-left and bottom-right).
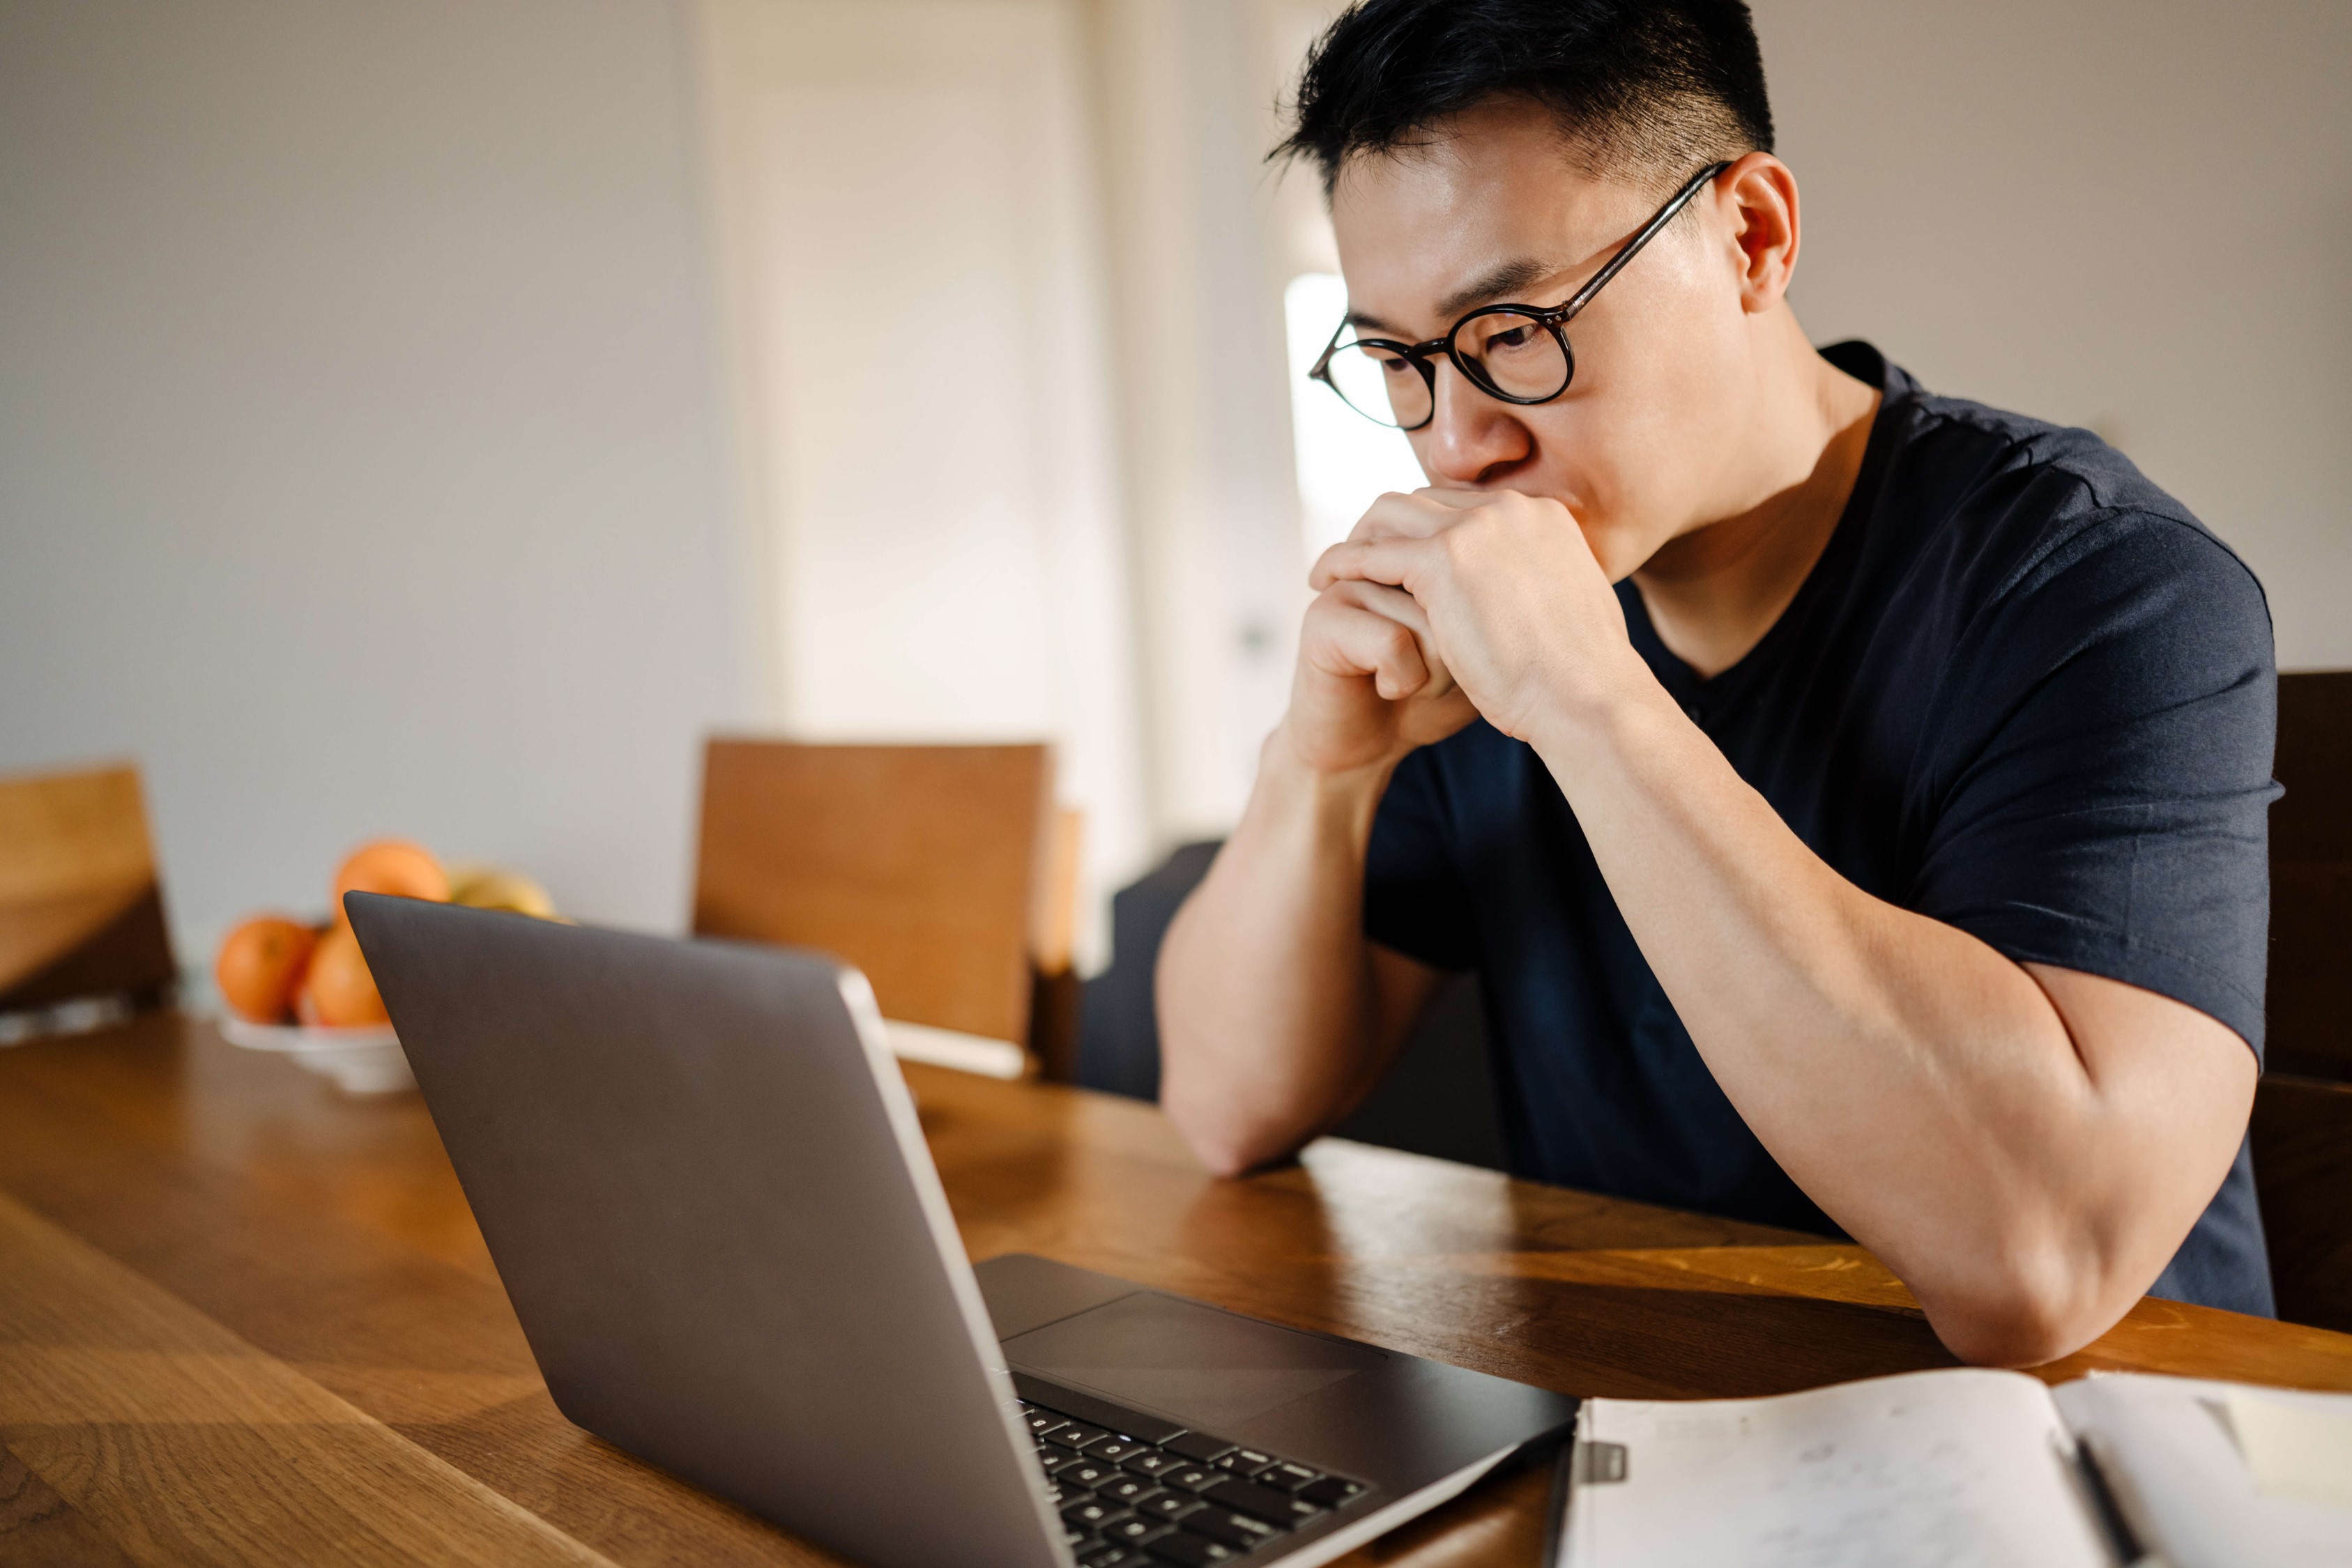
[
  {"x1": 0, "y1": 762, "x2": 177, "y2": 1015},
  {"x1": 692, "y1": 740, "x2": 1060, "y2": 1050},
  {"x1": 2253, "y1": 670, "x2": 2352, "y2": 1332},
  {"x1": 2252, "y1": 1076, "x2": 2352, "y2": 1333},
  {"x1": 2268, "y1": 671, "x2": 2352, "y2": 1078}
]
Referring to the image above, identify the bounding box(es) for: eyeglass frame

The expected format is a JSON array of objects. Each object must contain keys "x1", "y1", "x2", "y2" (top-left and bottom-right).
[{"x1": 1308, "y1": 160, "x2": 1734, "y2": 431}]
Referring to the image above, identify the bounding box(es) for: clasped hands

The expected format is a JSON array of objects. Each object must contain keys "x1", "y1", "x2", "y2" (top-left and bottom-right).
[{"x1": 1290, "y1": 486, "x2": 1644, "y2": 776}]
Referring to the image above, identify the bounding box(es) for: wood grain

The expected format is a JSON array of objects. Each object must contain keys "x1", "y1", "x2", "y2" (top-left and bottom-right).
[
  {"x1": 0, "y1": 1012, "x2": 2345, "y2": 1568},
  {"x1": 0, "y1": 1185, "x2": 613, "y2": 1567},
  {"x1": 0, "y1": 1440, "x2": 142, "y2": 1568}
]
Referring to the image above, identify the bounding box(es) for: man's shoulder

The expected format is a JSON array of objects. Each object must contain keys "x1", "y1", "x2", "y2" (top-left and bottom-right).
[
  {"x1": 1863, "y1": 362, "x2": 2266, "y2": 634},
  {"x1": 1897, "y1": 384, "x2": 2179, "y2": 528},
  {"x1": 1828, "y1": 362, "x2": 2274, "y2": 753}
]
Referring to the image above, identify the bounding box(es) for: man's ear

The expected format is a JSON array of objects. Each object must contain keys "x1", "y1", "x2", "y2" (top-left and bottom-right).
[{"x1": 1717, "y1": 152, "x2": 1800, "y2": 314}]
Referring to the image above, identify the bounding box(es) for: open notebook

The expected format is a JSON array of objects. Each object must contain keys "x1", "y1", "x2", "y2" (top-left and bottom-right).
[{"x1": 1552, "y1": 1368, "x2": 2352, "y2": 1568}]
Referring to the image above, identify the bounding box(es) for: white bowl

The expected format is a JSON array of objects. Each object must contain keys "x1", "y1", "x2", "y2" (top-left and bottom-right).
[{"x1": 217, "y1": 1014, "x2": 416, "y2": 1094}]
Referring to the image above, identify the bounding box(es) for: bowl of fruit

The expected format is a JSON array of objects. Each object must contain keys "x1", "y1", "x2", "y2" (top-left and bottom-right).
[{"x1": 213, "y1": 840, "x2": 559, "y2": 1094}]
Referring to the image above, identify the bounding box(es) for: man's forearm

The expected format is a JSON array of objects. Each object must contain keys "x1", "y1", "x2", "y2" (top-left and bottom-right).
[
  {"x1": 1156, "y1": 729, "x2": 1396, "y2": 1176},
  {"x1": 1528, "y1": 682, "x2": 2252, "y2": 1365}
]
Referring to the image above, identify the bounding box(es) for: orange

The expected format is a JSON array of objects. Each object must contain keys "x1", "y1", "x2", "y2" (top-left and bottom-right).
[
  {"x1": 298, "y1": 925, "x2": 389, "y2": 1027},
  {"x1": 214, "y1": 916, "x2": 317, "y2": 1024},
  {"x1": 330, "y1": 838, "x2": 449, "y2": 928}
]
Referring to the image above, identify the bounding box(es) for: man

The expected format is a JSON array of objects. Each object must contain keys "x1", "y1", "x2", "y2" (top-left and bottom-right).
[{"x1": 1156, "y1": 0, "x2": 2275, "y2": 1367}]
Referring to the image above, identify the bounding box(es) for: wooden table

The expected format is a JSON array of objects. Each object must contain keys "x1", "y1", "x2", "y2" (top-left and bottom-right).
[{"x1": 3, "y1": 1013, "x2": 2347, "y2": 1566}]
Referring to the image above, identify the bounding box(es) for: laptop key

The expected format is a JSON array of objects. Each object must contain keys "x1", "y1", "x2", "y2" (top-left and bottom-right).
[
  {"x1": 1182, "y1": 1509, "x2": 1283, "y2": 1550},
  {"x1": 1080, "y1": 1547, "x2": 1142, "y2": 1568},
  {"x1": 1211, "y1": 1447, "x2": 1275, "y2": 1479},
  {"x1": 1039, "y1": 1450, "x2": 1089, "y2": 1477},
  {"x1": 1097, "y1": 1477, "x2": 1161, "y2": 1507},
  {"x1": 1204, "y1": 1476, "x2": 1319, "y2": 1525},
  {"x1": 1090, "y1": 1435, "x2": 1152, "y2": 1463},
  {"x1": 1138, "y1": 1492, "x2": 1204, "y2": 1523},
  {"x1": 1060, "y1": 1459, "x2": 1122, "y2": 1489},
  {"x1": 1263, "y1": 1461, "x2": 1320, "y2": 1491},
  {"x1": 1064, "y1": 1500, "x2": 1134, "y2": 1531},
  {"x1": 1104, "y1": 1519, "x2": 1173, "y2": 1547},
  {"x1": 1123, "y1": 1450, "x2": 1187, "y2": 1478},
  {"x1": 1027, "y1": 1411, "x2": 1068, "y2": 1437},
  {"x1": 1162, "y1": 1464, "x2": 1223, "y2": 1493},
  {"x1": 1298, "y1": 1476, "x2": 1365, "y2": 1508},
  {"x1": 1048, "y1": 1423, "x2": 1113, "y2": 1452},
  {"x1": 1143, "y1": 1533, "x2": 1237, "y2": 1566},
  {"x1": 1163, "y1": 1432, "x2": 1236, "y2": 1463}
]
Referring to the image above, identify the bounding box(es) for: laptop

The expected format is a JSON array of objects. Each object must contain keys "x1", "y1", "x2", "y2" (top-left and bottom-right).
[{"x1": 347, "y1": 894, "x2": 1578, "y2": 1568}]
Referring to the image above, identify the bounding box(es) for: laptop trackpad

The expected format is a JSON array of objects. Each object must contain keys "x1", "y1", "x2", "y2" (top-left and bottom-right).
[{"x1": 1002, "y1": 1292, "x2": 1386, "y2": 1431}]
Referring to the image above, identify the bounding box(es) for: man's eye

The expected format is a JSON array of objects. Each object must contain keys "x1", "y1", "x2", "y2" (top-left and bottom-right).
[
  {"x1": 1377, "y1": 355, "x2": 1414, "y2": 376},
  {"x1": 1488, "y1": 325, "x2": 1534, "y2": 351}
]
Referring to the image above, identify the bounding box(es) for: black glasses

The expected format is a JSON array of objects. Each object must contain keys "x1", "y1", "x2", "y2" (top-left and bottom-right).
[{"x1": 1309, "y1": 161, "x2": 1730, "y2": 431}]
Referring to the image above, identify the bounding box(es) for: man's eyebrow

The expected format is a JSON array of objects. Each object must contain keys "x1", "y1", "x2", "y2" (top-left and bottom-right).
[
  {"x1": 1343, "y1": 258, "x2": 1570, "y2": 339},
  {"x1": 1433, "y1": 258, "x2": 1564, "y2": 321}
]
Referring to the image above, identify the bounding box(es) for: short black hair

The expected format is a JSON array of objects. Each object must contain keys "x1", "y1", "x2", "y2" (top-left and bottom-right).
[{"x1": 1277, "y1": 0, "x2": 1773, "y2": 195}]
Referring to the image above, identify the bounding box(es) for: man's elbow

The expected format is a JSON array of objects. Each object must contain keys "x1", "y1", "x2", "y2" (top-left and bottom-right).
[
  {"x1": 1174, "y1": 1123, "x2": 1266, "y2": 1180},
  {"x1": 1914, "y1": 1247, "x2": 2130, "y2": 1369},
  {"x1": 1160, "y1": 1075, "x2": 1299, "y2": 1178}
]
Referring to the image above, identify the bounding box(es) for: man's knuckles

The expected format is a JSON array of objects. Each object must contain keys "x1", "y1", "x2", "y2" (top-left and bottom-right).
[
  {"x1": 1360, "y1": 622, "x2": 1424, "y2": 693},
  {"x1": 1352, "y1": 491, "x2": 1457, "y2": 542},
  {"x1": 1307, "y1": 599, "x2": 1421, "y2": 679}
]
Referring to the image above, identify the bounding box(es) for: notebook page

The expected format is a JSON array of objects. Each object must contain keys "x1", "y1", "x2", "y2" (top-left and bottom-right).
[
  {"x1": 1558, "y1": 1369, "x2": 2114, "y2": 1568},
  {"x1": 2053, "y1": 1373, "x2": 2352, "y2": 1568}
]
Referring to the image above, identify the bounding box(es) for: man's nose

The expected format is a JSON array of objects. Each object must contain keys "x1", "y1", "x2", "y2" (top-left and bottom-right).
[{"x1": 1419, "y1": 360, "x2": 1533, "y2": 485}]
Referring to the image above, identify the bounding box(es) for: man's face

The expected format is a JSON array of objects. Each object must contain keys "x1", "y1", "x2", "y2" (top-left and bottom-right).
[{"x1": 1328, "y1": 102, "x2": 1764, "y2": 581}]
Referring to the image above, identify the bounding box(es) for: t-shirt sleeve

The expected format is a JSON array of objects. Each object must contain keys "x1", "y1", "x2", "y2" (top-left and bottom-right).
[
  {"x1": 1908, "y1": 514, "x2": 2276, "y2": 1054},
  {"x1": 1363, "y1": 745, "x2": 1479, "y2": 971}
]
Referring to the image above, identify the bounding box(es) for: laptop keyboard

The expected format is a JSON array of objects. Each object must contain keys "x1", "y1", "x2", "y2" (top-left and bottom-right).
[{"x1": 1021, "y1": 1394, "x2": 1370, "y2": 1566}]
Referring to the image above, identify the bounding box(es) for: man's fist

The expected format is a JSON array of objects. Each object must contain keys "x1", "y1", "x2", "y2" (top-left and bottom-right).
[
  {"x1": 1285, "y1": 567, "x2": 1476, "y2": 776},
  {"x1": 1311, "y1": 486, "x2": 1642, "y2": 747}
]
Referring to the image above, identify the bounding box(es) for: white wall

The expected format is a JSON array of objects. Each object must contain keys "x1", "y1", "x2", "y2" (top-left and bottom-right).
[
  {"x1": 1088, "y1": 0, "x2": 1334, "y2": 843},
  {"x1": 1755, "y1": 0, "x2": 2352, "y2": 669},
  {"x1": 696, "y1": 0, "x2": 1150, "y2": 964},
  {"x1": 1077, "y1": 0, "x2": 1307, "y2": 846},
  {"x1": 0, "y1": 0, "x2": 751, "y2": 960},
  {"x1": 8, "y1": 0, "x2": 2343, "y2": 981}
]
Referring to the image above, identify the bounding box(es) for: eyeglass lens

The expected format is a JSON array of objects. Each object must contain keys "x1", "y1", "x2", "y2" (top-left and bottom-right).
[
  {"x1": 1455, "y1": 312, "x2": 1571, "y2": 402},
  {"x1": 1322, "y1": 310, "x2": 1569, "y2": 429}
]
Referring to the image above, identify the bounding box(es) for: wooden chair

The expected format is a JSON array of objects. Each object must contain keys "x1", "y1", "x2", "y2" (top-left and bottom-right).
[
  {"x1": 0, "y1": 762, "x2": 178, "y2": 1018},
  {"x1": 2252, "y1": 670, "x2": 2352, "y2": 1332},
  {"x1": 2252, "y1": 1076, "x2": 2352, "y2": 1333},
  {"x1": 692, "y1": 739, "x2": 1080, "y2": 1077},
  {"x1": 2267, "y1": 672, "x2": 2352, "y2": 1079}
]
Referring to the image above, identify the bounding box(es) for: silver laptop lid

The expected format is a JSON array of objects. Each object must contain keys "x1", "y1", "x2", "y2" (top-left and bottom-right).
[{"x1": 346, "y1": 893, "x2": 1067, "y2": 1568}]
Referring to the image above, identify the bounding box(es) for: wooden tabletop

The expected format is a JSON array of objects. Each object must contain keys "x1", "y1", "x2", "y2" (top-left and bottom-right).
[{"x1": 2, "y1": 1012, "x2": 2347, "y2": 1566}]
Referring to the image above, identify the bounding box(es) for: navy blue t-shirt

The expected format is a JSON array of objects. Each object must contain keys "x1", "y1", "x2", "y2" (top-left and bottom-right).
[{"x1": 1364, "y1": 341, "x2": 2276, "y2": 1316}]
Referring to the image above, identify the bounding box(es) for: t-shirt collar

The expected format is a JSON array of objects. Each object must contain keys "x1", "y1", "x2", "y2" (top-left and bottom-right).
[{"x1": 1617, "y1": 339, "x2": 1914, "y2": 717}]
